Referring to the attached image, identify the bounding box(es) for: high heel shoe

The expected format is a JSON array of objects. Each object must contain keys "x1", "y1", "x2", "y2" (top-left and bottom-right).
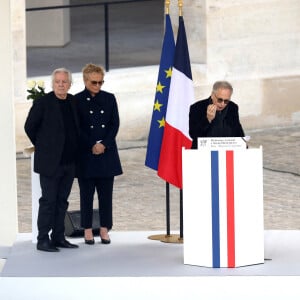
[
  {"x1": 100, "y1": 237, "x2": 111, "y2": 244},
  {"x1": 100, "y1": 227, "x2": 111, "y2": 244},
  {"x1": 85, "y1": 238, "x2": 95, "y2": 245},
  {"x1": 84, "y1": 228, "x2": 94, "y2": 245}
]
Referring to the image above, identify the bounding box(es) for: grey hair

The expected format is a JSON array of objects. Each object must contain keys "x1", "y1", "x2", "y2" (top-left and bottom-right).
[
  {"x1": 212, "y1": 81, "x2": 233, "y2": 93},
  {"x1": 51, "y1": 68, "x2": 72, "y2": 86}
]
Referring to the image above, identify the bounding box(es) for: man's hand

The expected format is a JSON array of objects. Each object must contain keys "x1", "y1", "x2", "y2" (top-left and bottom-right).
[{"x1": 207, "y1": 104, "x2": 217, "y2": 123}]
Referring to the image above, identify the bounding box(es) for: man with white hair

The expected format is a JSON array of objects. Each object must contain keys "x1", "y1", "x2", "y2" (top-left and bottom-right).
[
  {"x1": 189, "y1": 81, "x2": 245, "y2": 149},
  {"x1": 25, "y1": 68, "x2": 80, "y2": 252}
]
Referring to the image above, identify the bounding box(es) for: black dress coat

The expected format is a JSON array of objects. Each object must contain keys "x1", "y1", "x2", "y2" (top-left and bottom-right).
[
  {"x1": 24, "y1": 92, "x2": 80, "y2": 176},
  {"x1": 189, "y1": 97, "x2": 245, "y2": 149},
  {"x1": 76, "y1": 88, "x2": 123, "y2": 178}
]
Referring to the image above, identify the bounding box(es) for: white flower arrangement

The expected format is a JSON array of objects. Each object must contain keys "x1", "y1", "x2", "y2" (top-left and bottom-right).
[{"x1": 27, "y1": 80, "x2": 46, "y2": 101}]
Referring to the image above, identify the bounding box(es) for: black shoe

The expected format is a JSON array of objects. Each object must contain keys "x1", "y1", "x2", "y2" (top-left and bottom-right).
[
  {"x1": 101, "y1": 238, "x2": 111, "y2": 244},
  {"x1": 53, "y1": 239, "x2": 79, "y2": 249},
  {"x1": 37, "y1": 240, "x2": 60, "y2": 252},
  {"x1": 100, "y1": 228, "x2": 111, "y2": 244},
  {"x1": 85, "y1": 238, "x2": 95, "y2": 245}
]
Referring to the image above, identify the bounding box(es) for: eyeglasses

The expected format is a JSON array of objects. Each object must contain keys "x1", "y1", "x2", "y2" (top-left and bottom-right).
[
  {"x1": 214, "y1": 94, "x2": 230, "y2": 105},
  {"x1": 90, "y1": 80, "x2": 104, "y2": 86}
]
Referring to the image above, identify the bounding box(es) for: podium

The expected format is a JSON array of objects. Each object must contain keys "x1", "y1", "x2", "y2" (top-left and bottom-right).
[{"x1": 182, "y1": 138, "x2": 264, "y2": 268}]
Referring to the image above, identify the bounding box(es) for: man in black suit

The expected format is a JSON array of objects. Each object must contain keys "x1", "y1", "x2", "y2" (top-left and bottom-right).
[
  {"x1": 189, "y1": 81, "x2": 245, "y2": 149},
  {"x1": 25, "y1": 68, "x2": 80, "y2": 252},
  {"x1": 76, "y1": 63, "x2": 122, "y2": 245}
]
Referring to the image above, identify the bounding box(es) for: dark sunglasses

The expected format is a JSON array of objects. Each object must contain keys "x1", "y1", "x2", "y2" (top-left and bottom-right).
[
  {"x1": 90, "y1": 80, "x2": 104, "y2": 86},
  {"x1": 214, "y1": 94, "x2": 230, "y2": 104}
]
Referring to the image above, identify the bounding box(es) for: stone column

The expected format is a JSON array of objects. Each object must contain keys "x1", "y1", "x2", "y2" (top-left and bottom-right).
[
  {"x1": 26, "y1": 0, "x2": 70, "y2": 46},
  {"x1": 168, "y1": 0, "x2": 206, "y2": 64},
  {"x1": 205, "y1": 0, "x2": 300, "y2": 80},
  {"x1": 14, "y1": 0, "x2": 29, "y2": 153},
  {"x1": 0, "y1": 0, "x2": 18, "y2": 247}
]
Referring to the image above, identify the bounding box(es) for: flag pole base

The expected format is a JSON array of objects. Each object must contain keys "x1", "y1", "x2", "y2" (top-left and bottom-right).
[
  {"x1": 147, "y1": 234, "x2": 167, "y2": 241},
  {"x1": 147, "y1": 234, "x2": 183, "y2": 244},
  {"x1": 160, "y1": 234, "x2": 183, "y2": 244}
]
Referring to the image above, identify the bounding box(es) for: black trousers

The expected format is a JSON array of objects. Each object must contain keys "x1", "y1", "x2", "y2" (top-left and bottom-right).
[
  {"x1": 78, "y1": 177, "x2": 114, "y2": 230},
  {"x1": 38, "y1": 163, "x2": 75, "y2": 242}
]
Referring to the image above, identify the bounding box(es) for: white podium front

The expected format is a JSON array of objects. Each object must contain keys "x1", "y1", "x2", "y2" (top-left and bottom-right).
[{"x1": 182, "y1": 138, "x2": 264, "y2": 268}]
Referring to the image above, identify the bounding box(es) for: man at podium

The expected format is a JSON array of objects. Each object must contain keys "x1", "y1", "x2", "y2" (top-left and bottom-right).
[
  {"x1": 189, "y1": 81, "x2": 245, "y2": 149},
  {"x1": 184, "y1": 81, "x2": 264, "y2": 268}
]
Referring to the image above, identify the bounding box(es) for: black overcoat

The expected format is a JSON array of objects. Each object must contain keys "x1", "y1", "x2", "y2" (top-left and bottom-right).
[
  {"x1": 76, "y1": 88, "x2": 123, "y2": 178},
  {"x1": 189, "y1": 97, "x2": 245, "y2": 149},
  {"x1": 24, "y1": 92, "x2": 80, "y2": 176}
]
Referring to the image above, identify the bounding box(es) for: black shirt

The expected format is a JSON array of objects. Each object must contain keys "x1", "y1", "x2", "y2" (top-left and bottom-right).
[{"x1": 57, "y1": 97, "x2": 79, "y2": 164}]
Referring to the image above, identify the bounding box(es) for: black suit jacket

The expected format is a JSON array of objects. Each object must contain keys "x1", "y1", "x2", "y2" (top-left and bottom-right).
[
  {"x1": 189, "y1": 97, "x2": 245, "y2": 149},
  {"x1": 24, "y1": 92, "x2": 80, "y2": 176}
]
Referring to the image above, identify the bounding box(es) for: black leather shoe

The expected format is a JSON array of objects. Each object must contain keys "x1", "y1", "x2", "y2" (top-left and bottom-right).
[
  {"x1": 85, "y1": 238, "x2": 95, "y2": 245},
  {"x1": 101, "y1": 238, "x2": 111, "y2": 244},
  {"x1": 37, "y1": 240, "x2": 60, "y2": 252},
  {"x1": 53, "y1": 239, "x2": 79, "y2": 248}
]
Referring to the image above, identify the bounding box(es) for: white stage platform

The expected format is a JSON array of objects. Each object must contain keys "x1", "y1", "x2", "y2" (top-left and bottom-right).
[{"x1": 1, "y1": 230, "x2": 300, "y2": 299}]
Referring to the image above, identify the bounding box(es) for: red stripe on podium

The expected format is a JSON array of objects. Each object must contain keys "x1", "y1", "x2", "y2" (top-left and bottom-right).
[{"x1": 226, "y1": 151, "x2": 235, "y2": 267}]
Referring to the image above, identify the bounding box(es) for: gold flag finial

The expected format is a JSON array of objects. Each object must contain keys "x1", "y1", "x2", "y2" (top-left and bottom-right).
[
  {"x1": 178, "y1": 0, "x2": 183, "y2": 16},
  {"x1": 165, "y1": 0, "x2": 170, "y2": 14}
]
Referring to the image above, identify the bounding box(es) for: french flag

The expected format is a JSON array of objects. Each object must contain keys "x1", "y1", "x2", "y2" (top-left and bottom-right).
[
  {"x1": 157, "y1": 16, "x2": 194, "y2": 189},
  {"x1": 183, "y1": 148, "x2": 264, "y2": 268}
]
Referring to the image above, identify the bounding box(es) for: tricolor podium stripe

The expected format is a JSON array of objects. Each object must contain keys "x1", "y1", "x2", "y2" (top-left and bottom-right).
[
  {"x1": 183, "y1": 148, "x2": 264, "y2": 268},
  {"x1": 211, "y1": 150, "x2": 236, "y2": 268}
]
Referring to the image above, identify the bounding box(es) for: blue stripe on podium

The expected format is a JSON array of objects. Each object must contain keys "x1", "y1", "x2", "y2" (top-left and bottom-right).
[{"x1": 211, "y1": 151, "x2": 220, "y2": 268}]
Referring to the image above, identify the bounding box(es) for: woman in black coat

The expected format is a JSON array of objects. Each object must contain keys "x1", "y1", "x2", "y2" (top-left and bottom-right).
[
  {"x1": 189, "y1": 81, "x2": 245, "y2": 149},
  {"x1": 76, "y1": 63, "x2": 122, "y2": 245}
]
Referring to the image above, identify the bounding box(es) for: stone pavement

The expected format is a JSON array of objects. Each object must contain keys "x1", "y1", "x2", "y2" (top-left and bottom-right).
[{"x1": 17, "y1": 125, "x2": 300, "y2": 233}]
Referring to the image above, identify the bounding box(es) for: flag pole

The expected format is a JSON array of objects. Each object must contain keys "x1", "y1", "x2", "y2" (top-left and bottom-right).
[
  {"x1": 166, "y1": 182, "x2": 170, "y2": 235},
  {"x1": 179, "y1": 189, "x2": 183, "y2": 239},
  {"x1": 178, "y1": 0, "x2": 184, "y2": 242},
  {"x1": 147, "y1": 0, "x2": 182, "y2": 244},
  {"x1": 177, "y1": 1, "x2": 184, "y2": 242},
  {"x1": 166, "y1": 0, "x2": 170, "y2": 14},
  {"x1": 178, "y1": 0, "x2": 183, "y2": 17},
  {"x1": 160, "y1": 0, "x2": 183, "y2": 244},
  {"x1": 160, "y1": 0, "x2": 188, "y2": 244}
]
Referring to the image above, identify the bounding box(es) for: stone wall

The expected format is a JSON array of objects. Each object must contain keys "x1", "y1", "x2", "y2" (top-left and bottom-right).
[
  {"x1": 26, "y1": 0, "x2": 70, "y2": 46},
  {"x1": 14, "y1": 0, "x2": 300, "y2": 152},
  {"x1": 205, "y1": 0, "x2": 300, "y2": 80}
]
